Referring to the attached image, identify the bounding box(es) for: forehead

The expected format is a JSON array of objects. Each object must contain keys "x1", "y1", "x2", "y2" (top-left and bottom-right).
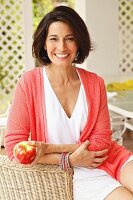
[{"x1": 47, "y1": 21, "x2": 74, "y2": 35}]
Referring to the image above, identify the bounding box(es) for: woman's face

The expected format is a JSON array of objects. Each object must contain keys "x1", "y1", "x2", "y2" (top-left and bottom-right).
[{"x1": 45, "y1": 21, "x2": 78, "y2": 67}]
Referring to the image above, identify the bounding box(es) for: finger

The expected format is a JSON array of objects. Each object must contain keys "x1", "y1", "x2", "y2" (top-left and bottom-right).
[
  {"x1": 77, "y1": 140, "x2": 90, "y2": 151},
  {"x1": 89, "y1": 161, "x2": 103, "y2": 168},
  {"x1": 88, "y1": 166, "x2": 95, "y2": 169},
  {"x1": 89, "y1": 156, "x2": 108, "y2": 168},
  {"x1": 24, "y1": 156, "x2": 37, "y2": 167},
  {"x1": 89, "y1": 162, "x2": 102, "y2": 168},
  {"x1": 94, "y1": 156, "x2": 108, "y2": 163},
  {"x1": 81, "y1": 140, "x2": 90, "y2": 147},
  {"x1": 29, "y1": 148, "x2": 42, "y2": 166},
  {"x1": 95, "y1": 149, "x2": 109, "y2": 157},
  {"x1": 27, "y1": 141, "x2": 39, "y2": 147},
  {"x1": 27, "y1": 141, "x2": 35, "y2": 145},
  {"x1": 23, "y1": 152, "x2": 41, "y2": 167},
  {"x1": 13, "y1": 153, "x2": 37, "y2": 167}
]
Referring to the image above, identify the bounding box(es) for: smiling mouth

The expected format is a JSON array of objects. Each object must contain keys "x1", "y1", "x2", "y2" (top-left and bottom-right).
[{"x1": 55, "y1": 53, "x2": 69, "y2": 58}]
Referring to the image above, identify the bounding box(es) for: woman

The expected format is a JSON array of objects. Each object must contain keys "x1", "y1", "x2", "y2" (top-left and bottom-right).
[{"x1": 5, "y1": 6, "x2": 133, "y2": 200}]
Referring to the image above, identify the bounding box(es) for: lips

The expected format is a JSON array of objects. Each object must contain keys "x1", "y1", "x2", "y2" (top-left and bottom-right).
[{"x1": 55, "y1": 53, "x2": 69, "y2": 58}]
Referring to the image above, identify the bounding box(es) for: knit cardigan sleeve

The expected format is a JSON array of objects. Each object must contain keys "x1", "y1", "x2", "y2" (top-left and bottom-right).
[
  {"x1": 4, "y1": 75, "x2": 31, "y2": 159},
  {"x1": 88, "y1": 79, "x2": 112, "y2": 151},
  {"x1": 78, "y1": 69, "x2": 112, "y2": 151}
]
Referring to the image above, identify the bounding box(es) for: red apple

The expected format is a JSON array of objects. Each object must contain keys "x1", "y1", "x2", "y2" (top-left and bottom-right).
[{"x1": 13, "y1": 141, "x2": 36, "y2": 164}]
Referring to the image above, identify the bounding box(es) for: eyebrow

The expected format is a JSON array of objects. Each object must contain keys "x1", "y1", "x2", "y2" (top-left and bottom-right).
[{"x1": 48, "y1": 34, "x2": 74, "y2": 38}]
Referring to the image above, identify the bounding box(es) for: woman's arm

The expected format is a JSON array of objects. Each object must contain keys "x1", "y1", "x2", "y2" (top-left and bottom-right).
[
  {"x1": 26, "y1": 141, "x2": 79, "y2": 165},
  {"x1": 87, "y1": 79, "x2": 112, "y2": 151},
  {"x1": 28, "y1": 141, "x2": 108, "y2": 169},
  {"x1": 5, "y1": 77, "x2": 30, "y2": 159},
  {"x1": 37, "y1": 153, "x2": 60, "y2": 165},
  {"x1": 43, "y1": 143, "x2": 80, "y2": 153}
]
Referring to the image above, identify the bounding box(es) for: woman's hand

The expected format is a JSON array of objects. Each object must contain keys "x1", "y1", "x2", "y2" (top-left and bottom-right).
[
  {"x1": 13, "y1": 141, "x2": 47, "y2": 167},
  {"x1": 69, "y1": 140, "x2": 108, "y2": 169}
]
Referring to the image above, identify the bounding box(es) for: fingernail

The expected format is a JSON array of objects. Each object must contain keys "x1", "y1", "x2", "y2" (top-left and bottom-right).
[{"x1": 86, "y1": 140, "x2": 90, "y2": 143}]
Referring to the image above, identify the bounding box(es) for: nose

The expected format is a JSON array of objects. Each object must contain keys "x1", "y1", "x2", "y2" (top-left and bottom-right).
[{"x1": 58, "y1": 40, "x2": 66, "y2": 51}]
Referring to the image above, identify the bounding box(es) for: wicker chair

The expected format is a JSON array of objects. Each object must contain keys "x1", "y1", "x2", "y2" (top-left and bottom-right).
[{"x1": 0, "y1": 155, "x2": 73, "y2": 200}]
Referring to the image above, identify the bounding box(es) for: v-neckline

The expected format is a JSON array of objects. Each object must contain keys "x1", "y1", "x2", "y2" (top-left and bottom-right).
[{"x1": 44, "y1": 68, "x2": 81, "y2": 120}]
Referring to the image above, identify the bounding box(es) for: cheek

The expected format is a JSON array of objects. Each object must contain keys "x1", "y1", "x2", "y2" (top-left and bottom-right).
[
  {"x1": 71, "y1": 46, "x2": 78, "y2": 55},
  {"x1": 70, "y1": 43, "x2": 78, "y2": 52},
  {"x1": 47, "y1": 44, "x2": 56, "y2": 53}
]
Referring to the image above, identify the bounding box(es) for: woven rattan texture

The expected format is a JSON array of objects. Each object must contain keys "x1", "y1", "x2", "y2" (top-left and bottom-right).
[{"x1": 0, "y1": 155, "x2": 73, "y2": 200}]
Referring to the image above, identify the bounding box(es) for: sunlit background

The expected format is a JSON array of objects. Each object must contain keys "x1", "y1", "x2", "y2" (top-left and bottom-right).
[{"x1": 0, "y1": 0, "x2": 133, "y2": 114}]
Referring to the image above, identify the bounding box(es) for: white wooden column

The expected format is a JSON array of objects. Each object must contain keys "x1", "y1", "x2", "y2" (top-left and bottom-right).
[
  {"x1": 74, "y1": 0, "x2": 87, "y2": 69},
  {"x1": 75, "y1": 0, "x2": 119, "y2": 79},
  {"x1": 23, "y1": 0, "x2": 35, "y2": 70}
]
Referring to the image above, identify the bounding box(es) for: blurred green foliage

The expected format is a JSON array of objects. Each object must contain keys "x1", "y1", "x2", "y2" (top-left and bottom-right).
[
  {"x1": 32, "y1": 0, "x2": 74, "y2": 31},
  {"x1": 0, "y1": 57, "x2": 8, "y2": 90},
  {"x1": 32, "y1": 0, "x2": 53, "y2": 31}
]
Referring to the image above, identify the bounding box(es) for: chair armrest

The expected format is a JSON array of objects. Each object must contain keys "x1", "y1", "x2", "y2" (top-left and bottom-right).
[
  {"x1": 0, "y1": 155, "x2": 73, "y2": 200},
  {"x1": 125, "y1": 118, "x2": 133, "y2": 131}
]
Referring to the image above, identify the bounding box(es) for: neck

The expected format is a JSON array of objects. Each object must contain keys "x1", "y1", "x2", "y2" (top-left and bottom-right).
[{"x1": 45, "y1": 64, "x2": 78, "y2": 86}]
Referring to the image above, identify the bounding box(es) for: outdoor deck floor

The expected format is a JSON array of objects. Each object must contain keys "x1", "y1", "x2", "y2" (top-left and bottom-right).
[{"x1": 123, "y1": 129, "x2": 133, "y2": 152}]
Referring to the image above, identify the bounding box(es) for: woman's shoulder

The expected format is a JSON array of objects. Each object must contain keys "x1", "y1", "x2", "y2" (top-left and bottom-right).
[
  {"x1": 17, "y1": 67, "x2": 43, "y2": 88},
  {"x1": 76, "y1": 67, "x2": 104, "y2": 83},
  {"x1": 18, "y1": 67, "x2": 43, "y2": 82},
  {"x1": 22, "y1": 67, "x2": 43, "y2": 78}
]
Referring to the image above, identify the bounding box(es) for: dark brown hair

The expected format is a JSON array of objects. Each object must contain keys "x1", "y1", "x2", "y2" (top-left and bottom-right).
[{"x1": 32, "y1": 6, "x2": 93, "y2": 65}]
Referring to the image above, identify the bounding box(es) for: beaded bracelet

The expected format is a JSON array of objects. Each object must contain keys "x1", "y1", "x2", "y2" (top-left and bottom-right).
[
  {"x1": 65, "y1": 152, "x2": 72, "y2": 171},
  {"x1": 59, "y1": 152, "x2": 72, "y2": 172},
  {"x1": 59, "y1": 152, "x2": 67, "y2": 171}
]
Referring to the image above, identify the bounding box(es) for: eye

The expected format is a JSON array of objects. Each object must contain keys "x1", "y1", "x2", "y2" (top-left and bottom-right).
[
  {"x1": 66, "y1": 37, "x2": 74, "y2": 41},
  {"x1": 49, "y1": 37, "x2": 58, "y2": 41}
]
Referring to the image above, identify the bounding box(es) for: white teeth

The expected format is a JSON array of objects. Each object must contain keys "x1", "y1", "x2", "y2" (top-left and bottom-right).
[{"x1": 55, "y1": 54, "x2": 68, "y2": 58}]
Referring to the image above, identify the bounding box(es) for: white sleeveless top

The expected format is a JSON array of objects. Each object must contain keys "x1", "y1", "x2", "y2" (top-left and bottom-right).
[
  {"x1": 43, "y1": 68, "x2": 108, "y2": 178},
  {"x1": 43, "y1": 68, "x2": 88, "y2": 144},
  {"x1": 42, "y1": 68, "x2": 129, "y2": 200}
]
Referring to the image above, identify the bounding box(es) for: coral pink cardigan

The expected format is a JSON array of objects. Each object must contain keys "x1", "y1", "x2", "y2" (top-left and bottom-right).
[{"x1": 5, "y1": 67, "x2": 132, "y2": 180}]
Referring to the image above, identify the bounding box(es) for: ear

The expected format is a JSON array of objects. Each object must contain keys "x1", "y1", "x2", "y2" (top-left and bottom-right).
[{"x1": 44, "y1": 44, "x2": 47, "y2": 50}]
